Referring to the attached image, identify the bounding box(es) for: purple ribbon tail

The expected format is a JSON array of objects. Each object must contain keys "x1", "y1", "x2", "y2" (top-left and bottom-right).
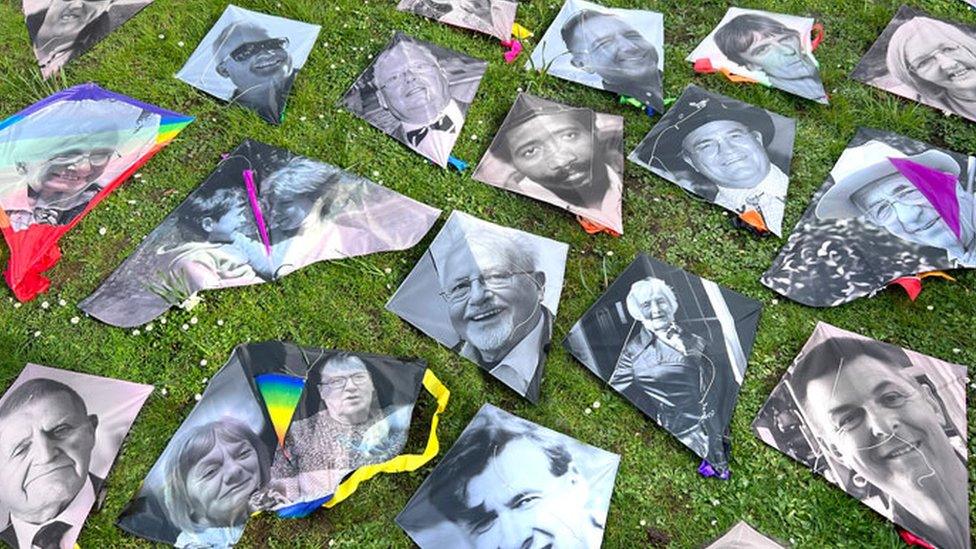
[
  {"x1": 698, "y1": 459, "x2": 731, "y2": 480},
  {"x1": 242, "y1": 169, "x2": 273, "y2": 257}
]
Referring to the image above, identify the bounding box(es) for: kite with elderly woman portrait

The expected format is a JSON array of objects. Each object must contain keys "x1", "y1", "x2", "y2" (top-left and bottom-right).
[
  {"x1": 753, "y1": 322, "x2": 969, "y2": 549},
  {"x1": 563, "y1": 253, "x2": 762, "y2": 475},
  {"x1": 527, "y1": 0, "x2": 665, "y2": 112},
  {"x1": 397, "y1": 0, "x2": 517, "y2": 41},
  {"x1": 0, "y1": 82, "x2": 192, "y2": 302},
  {"x1": 688, "y1": 7, "x2": 828, "y2": 104},
  {"x1": 342, "y1": 32, "x2": 487, "y2": 168},
  {"x1": 0, "y1": 363, "x2": 152, "y2": 549},
  {"x1": 78, "y1": 139, "x2": 440, "y2": 328},
  {"x1": 762, "y1": 127, "x2": 976, "y2": 307},
  {"x1": 629, "y1": 85, "x2": 796, "y2": 236},
  {"x1": 386, "y1": 211, "x2": 568, "y2": 403},
  {"x1": 23, "y1": 0, "x2": 154, "y2": 78},
  {"x1": 118, "y1": 342, "x2": 448, "y2": 547},
  {"x1": 175, "y1": 5, "x2": 320, "y2": 125},
  {"x1": 396, "y1": 404, "x2": 619, "y2": 548},
  {"x1": 472, "y1": 93, "x2": 625, "y2": 235},
  {"x1": 852, "y1": 5, "x2": 976, "y2": 123}
]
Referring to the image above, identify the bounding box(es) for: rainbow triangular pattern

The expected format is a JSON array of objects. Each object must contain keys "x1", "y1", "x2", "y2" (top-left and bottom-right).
[{"x1": 255, "y1": 373, "x2": 306, "y2": 447}]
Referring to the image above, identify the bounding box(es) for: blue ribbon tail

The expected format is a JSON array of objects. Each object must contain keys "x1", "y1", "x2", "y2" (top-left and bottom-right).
[
  {"x1": 448, "y1": 156, "x2": 468, "y2": 172},
  {"x1": 275, "y1": 495, "x2": 333, "y2": 518}
]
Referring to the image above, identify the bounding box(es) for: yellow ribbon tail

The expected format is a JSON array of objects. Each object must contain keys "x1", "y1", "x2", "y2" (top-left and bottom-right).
[
  {"x1": 918, "y1": 270, "x2": 956, "y2": 282},
  {"x1": 512, "y1": 22, "x2": 534, "y2": 39}
]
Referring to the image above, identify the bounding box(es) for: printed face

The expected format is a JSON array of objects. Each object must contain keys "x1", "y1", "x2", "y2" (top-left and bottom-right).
[
  {"x1": 185, "y1": 432, "x2": 262, "y2": 526},
  {"x1": 373, "y1": 44, "x2": 451, "y2": 125},
  {"x1": 319, "y1": 358, "x2": 375, "y2": 424},
  {"x1": 851, "y1": 173, "x2": 959, "y2": 251},
  {"x1": 803, "y1": 356, "x2": 959, "y2": 507},
  {"x1": 203, "y1": 200, "x2": 248, "y2": 244},
  {"x1": 682, "y1": 119, "x2": 770, "y2": 189},
  {"x1": 636, "y1": 292, "x2": 674, "y2": 331},
  {"x1": 31, "y1": 133, "x2": 118, "y2": 206},
  {"x1": 35, "y1": 0, "x2": 112, "y2": 54},
  {"x1": 567, "y1": 14, "x2": 659, "y2": 85},
  {"x1": 505, "y1": 112, "x2": 595, "y2": 194},
  {"x1": 217, "y1": 29, "x2": 293, "y2": 93},
  {"x1": 463, "y1": 438, "x2": 590, "y2": 548},
  {"x1": 737, "y1": 31, "x2": 817, "y2": 80},
  {"x1": 905, "y1": 33, "x2": 976, "y2": 97},
  {"x1": 0, "y1": 392, "x2": 97, "y2": 523}
]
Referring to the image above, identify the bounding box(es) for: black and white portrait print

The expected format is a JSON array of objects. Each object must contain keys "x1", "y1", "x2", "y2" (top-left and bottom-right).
[
  {"x1": 472, "y1": 93, "x2": 625, "y2": 234},
  {"x1": 386, "y1": 211, "x2": 568, "y2": 403},
  {"x1": 175, "y1": 5, "x2": 320, "y2": 125},
  {"x1": 629, "y1": 85, "x2": 796, "y2": 236},
  {"x1": 23, "y1": 0, "x2": 153, "y2": 79},
  {"x1": 79, "y1": 139, "x2": 439, "y2": 328},
  {"x1": 852, "y1": 6, "x2": 976, "y2": 122},
  {"x1": 396, "y1": 404, "x2": 619, "y2": 549},
  {"x1": 761, "y1": 128, "x2": 975, "y2": 307},
  {"x1": 705, "y1": 521, "x2": 786, "y2": 549},
  {"x1": 563, "y1": 253, "x2": 762, "y2": 472},
  {"x1": 688, "y1": 7, "x2": 828, "y2": 103},
  {"x1": 342, "y1": 32, "x2": 486, "y2": 168},
  {"x1": 753, "y1": 323, "x2": 970, "y2": 549},
  {"x1": 0, "y1": 364, "x2": 152, "y2": 549},
  {"x1": 527, "y1": 0, "x2": 665, "y2": 111},
  {"x1": 397, "y1": 0, "x2": 517, "y2": 41}
]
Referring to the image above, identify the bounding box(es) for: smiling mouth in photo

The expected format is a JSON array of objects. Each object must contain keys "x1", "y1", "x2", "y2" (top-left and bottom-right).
[
  {"x1": 908, "y1": 215, "x2": 942, "y2": 234},
  {"x1": 469, "y1": 307, "x2": 504, "y2": 322},
  {"x1": 58, "y1": 9, "x2": 84, "y2": 23},
  {"x1": 946, "y1": 67, "x2": 971, "y2": 81},
  {"x1": 881, "y1": 439, "x2": 920, "y2": 460}
]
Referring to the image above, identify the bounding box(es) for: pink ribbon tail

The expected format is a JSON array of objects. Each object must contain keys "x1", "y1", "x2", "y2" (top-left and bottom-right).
[
  {"x1": 242, "y1": 169, "x2": 273, "y2": 257},
  {"x1": 501, "y1": 39, "x2": 522, "y2": 63}
]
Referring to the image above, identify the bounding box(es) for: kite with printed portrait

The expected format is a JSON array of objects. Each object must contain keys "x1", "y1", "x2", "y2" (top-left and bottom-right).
[{"x1": 397, "y1": 0, "x2": 517, "y2": 41}]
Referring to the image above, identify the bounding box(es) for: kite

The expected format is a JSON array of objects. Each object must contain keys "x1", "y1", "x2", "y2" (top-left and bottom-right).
[
  {"x1": 341, "y1": 32, "x2": 486, "y2": 168},
  {"x1": 527, "y1": 0, "x2": 665, "y2": 112},
  {"x1": 688, "y1": 7, "x2": 828, "y2": 104},
  {"x1": 472, "y1": 93, "x2": 625, "y2": 235},
  {"x1": 762, "y1": 128, "x2": 976, "y2": 307},
  {"x1": 79, "y1": 139, "x2": 440, "y2": 327},
  {"x1": 175, "y1": 5, "x2": 320, "y2": 125},
  {"x1": 397, "y1": 404, "x2": 619, "y2": 548},
  {"x1": 563, "y1": 253, "x2": 762, "y2": 475},
  {"x1": 386, "y1": 211, "x2": 568, "y2": 403},
  {"x1": 753, "y1": 322, "x2": 969, "y2": 549},
  {"x1": 117, "y1": 342, "x2": 449, "y2": 547},
  {"x1": 397, "y1": 0, "x2": 517, "y2": 42},
  {"x1": 0, "y1": 82, "x2": 192, "y2": 302},
  {"x1": 24, "y1": 0, "x2": 154, "y2": 78},
  {"x1": 629, "y1": 85, "x2": 796, "y2": 236},
  {"x1": 0, "y1": 363, "x2": 152, "y2": 549},
  {"x1": 705, "y1": 522, "x2": 786, "y2": 548},
  {"x1": 852, "y1": 6, "x2": 976, "y2": 123}
]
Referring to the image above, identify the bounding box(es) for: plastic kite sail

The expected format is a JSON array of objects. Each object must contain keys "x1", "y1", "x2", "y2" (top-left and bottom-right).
[
  {"x1": 396, "y1": 404, "x2": 619, "y2": 548},
  {"x1": 473, "y1": 93, "x2": 625, "y2": 235},
  {"x1": 79, "y1": 139, "x2": 440, "y2": 327},
  {"x1": 563, "y1": 253, "x2": 762, "y2": 476},
  {"x1": 0, "y1": 82, "x2": 192, "y2": 302},
  {"x1": 0, "y1": 363, "x2": 152, "y2": 549},
  {"x1": 705, "y1": 522, "x2": 786, "y2": 548},
  {"x1": 753, "y1": 322, "x2": 969, "y2": 549},
  {"x1": 527, "y1": 0, "x2": 665, "y2": 112},
  {"x1": 762, "y1": 128, "x2": 976, "y2": 307},
  {"x1": 386, "y1": 211, "x2": 568, "y2": 403},
  {"x1": 176, "y1": 5, "x2": 320, "y2": 125},
  {"x1": 342, "y1": 32, "x2": 486, "y2": 168},
  {"x1": 852, "y1": 6, "x2": 976, "y2": 123},
  {"x1": 397, "y1": 0, "x2": 517, "y2": 41},
  {"x1": 629, "y1": 85, "x2": 796, "y2": 236},
  {"x1": 24, "y1": 0, "x2": 154, "y2": 78},
  {"x1": 688, "y1": 7, "x2": 828, "y2": 104},
  {"x1": 117, "y1": 342, "x2": 449, "y2": 547}
]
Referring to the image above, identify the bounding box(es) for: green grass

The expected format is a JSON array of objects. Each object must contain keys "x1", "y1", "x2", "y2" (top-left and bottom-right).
[{"x1": 0, "y1": 0, "x2": 974, "y2": 547}]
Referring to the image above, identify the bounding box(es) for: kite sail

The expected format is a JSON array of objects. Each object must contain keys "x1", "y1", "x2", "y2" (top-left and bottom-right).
[
  {"x1": 705, "y1": 522, "x2": 786, "y2": 548},
  {"x1": 176, "y1": 5, "x2": 321, "y2": 125},
  {"x1": 762, "y1": 128, "x2": 976, "y2": 307},
  {"x1": 79, "y1": 139, "x2": 440, "y2": 327},
  {"x1": 629, "y1": 85, "x2": 796, "y2": 236},
  {"x1": 564, "y1": 253, "x2": 762, "y2": 475},
  {"x1": 397, "y1": 404, "x2": 619, "y2": 548},
  {"x1": 397, "y1": 0, "x2": 517, "y2": 41},
  {"x1": 473, "y1": 93, "x2": 625, "y2": 235},
  {"x1": 753, "y1": 322, "x2": 969, "y2": 549},
  {"x1": 386, "y1": 211, "x2": 568, "y2": 403},
  {"x1": 342, "y1": 32, "x2": 487, "y2": 168},
  {"x1": 688, "y1": 7, "x2": 828, "y2": 104},
  {"x1": 0, "y1": 363, "x2": 152, "y2": 549},
  {"x1": 0, "y1": 82, "x2": 192, "y2": 302},
  {"x1": 527, "y1": 0, "x2": 665, "y2": 111},
  {"x1": 117, "y1": 342, "x2": 449, "y2": 547}
]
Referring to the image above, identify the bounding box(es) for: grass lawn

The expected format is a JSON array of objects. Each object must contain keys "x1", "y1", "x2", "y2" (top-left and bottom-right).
[{"x1": 0, "y1": 0, "x2": 974, "y2": 547}]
